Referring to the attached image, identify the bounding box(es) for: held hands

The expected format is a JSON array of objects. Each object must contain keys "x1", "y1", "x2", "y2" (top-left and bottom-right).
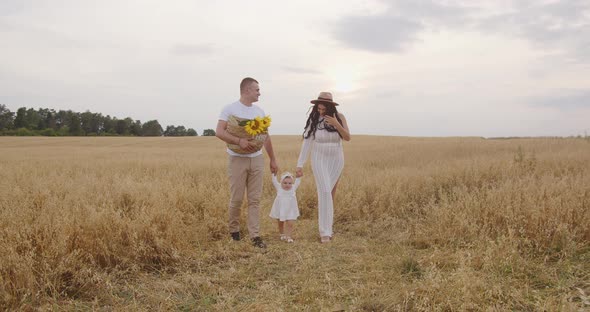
[
  {"x1": 295, "y1": 167, "x2": 303, "y2": 178},
  {"x1": 270, "y1": 159, "x2": 279, "y2": 175}
]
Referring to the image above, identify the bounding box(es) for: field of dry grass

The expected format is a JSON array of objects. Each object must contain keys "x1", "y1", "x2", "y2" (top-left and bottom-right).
[{"x1": 1, "y1": 135, "x2": 589, "y2": 311}]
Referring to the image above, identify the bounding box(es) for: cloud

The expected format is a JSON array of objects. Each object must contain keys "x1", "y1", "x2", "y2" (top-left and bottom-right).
[
  {"x1": 477, "y1": 1, "x2": 590, "y2": 62},
  {"x1": 281, "y1": 66, "x2": 320, "y2": 75},
  {"x1": 330, "y1": 0, "x2": 590, "y2": 62},
  {"x1": 388, "y1": 0, "x2": 474, "y2": 27},
  {"x1": 170, "y1": 44, "x2": 215, "y2": 56},
  {"x1": 530, "y1": 89, "x2": 590, "y2": 110},
  {"x1": 332, "y1": 14, "x2": 423, "y2": 53},
  {"x1": 331, "y1": 0, "x2": 474, "y2": 53},
  {"x1": 0, "y1": 20, "x2": 11, "y2": 31},
  {"x1": 0, "y1": 1, "x2": 29, "y2": 16}
]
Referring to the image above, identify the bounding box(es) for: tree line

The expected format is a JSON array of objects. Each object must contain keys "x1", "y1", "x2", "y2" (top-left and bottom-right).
[{"x1": 0, "y1": 104, "x2": 216, "y2": 137}]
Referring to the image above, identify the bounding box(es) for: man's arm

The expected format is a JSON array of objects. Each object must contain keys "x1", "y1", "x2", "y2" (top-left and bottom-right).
[
  {"x1": 263, "y1": 134, "x2": 279, "y2": 174},
  {"x1": 215, "y1": 120, "x2": 255, "y2": 152}
]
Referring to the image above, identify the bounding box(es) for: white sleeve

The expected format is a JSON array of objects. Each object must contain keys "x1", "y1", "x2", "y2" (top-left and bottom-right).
[
  {"x1": 293, "y1": 177, "x2": 302, "y2": 190},
  {"x1": 296, "y1": 136, "x2": 314, "y2": 167},
  {"x1": 271, "y1": 174, "x2": 280, "y2": 190},
  {"x1": 218, "y1": 104, "x2": 231, "y2": 121}
]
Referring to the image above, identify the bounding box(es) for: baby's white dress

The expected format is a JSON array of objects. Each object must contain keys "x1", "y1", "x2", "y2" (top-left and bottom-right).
[{"x1": 269, "y1": 175, "x2": 301, "y2": 221}]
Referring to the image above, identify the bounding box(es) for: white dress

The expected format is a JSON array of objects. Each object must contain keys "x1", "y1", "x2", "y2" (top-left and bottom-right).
[
  {"x1": 297, "y1": 119, "x2": 344, "y2": 237},
  {"x1": 269, "y1": 175, "x2": 301, "y2": 221}
]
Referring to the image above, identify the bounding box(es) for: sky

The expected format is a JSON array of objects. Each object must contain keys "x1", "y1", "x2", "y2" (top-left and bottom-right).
[{"x1": 1, "y1": 0, "x2": 589, "y2": 137}]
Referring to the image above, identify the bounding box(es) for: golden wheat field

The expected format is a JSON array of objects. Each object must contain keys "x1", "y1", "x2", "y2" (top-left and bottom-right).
[{"x1": 1, "y1": 136, "x2": 589, "y2": 311}]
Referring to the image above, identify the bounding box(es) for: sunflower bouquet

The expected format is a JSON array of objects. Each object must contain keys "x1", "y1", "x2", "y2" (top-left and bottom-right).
[{"x1": 226, "y1": 115, "x2": 271, "y2": 154}]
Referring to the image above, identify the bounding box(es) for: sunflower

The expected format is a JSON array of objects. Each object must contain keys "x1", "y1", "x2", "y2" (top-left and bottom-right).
[
  {"x1": 254, "y1": 116, "x2": 263, "y2": 126},
  {"x1": 244, "y1": 119, "x2": 262, "y2": 135},
  {"x1": 261, "y1": 116, "x2": 271, "y2": 128}
]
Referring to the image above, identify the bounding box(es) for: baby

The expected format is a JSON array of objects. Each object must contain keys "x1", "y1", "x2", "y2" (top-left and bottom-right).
[{"x1": 269, "y1": 172, "x2": 301, "y2": 243}]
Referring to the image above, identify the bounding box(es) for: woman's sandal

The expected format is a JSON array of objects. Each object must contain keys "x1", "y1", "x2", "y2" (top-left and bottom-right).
[
  {"x1": 286, "y1": 237, "x2": 294, "y2": 243},
  {"x1": 280, "y1": 234, "x2": 287, "y2": 241},
  {"x1": 320, "y1": 236, "x2": 331, "y2": 243}
]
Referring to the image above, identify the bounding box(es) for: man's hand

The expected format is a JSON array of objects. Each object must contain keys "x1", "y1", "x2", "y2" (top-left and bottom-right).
[
  {"x1": 295, "y1": 167, "x2": 303, "y2": 178},
  {"x1": 270, "y1": 159, "x2": 279, "y2": 175},
  {"x1": 238, "y1": 138, "x2": 256, "y2": 153}
]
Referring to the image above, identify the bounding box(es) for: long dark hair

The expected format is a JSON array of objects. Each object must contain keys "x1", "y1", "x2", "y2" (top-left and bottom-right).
[{"x1": 303, "y1": 103, "x2": 343, "y2": 139}]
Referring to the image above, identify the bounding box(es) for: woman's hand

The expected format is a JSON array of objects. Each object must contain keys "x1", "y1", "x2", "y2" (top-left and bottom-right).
[
  {"x1": 326, "y1": 113, "x2": 351, "y2": 141},
  {"x1": 323, "y1": 115, "x2": 341, "y2": 128},
  {"x1": 295, "y1": 167, "x2": 303, "y2": 178}
]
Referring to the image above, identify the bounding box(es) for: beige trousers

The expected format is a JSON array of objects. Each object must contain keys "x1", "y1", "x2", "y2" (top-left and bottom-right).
[{"x1": 227, "y1": 155, "x2": 264, "y2": 238}]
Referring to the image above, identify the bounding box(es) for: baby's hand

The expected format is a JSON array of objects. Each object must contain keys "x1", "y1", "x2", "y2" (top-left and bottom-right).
[{"x1": 295, "y1": 167, "x2": 303, "y2": 178}]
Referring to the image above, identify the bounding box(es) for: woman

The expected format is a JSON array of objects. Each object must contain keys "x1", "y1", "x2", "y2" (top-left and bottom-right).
[{"x1": 296, "y1": 91, "x2": 351, "y2": 243}]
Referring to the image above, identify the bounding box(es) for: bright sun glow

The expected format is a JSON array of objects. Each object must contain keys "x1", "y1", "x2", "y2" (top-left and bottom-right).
[{"x1": 330, "y1": 67, "x2": 360, "y2": 93}]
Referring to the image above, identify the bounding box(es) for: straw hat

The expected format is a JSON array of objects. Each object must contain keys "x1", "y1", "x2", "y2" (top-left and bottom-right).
[{"x1": 310, "y1": 91, "x2": 339, "y2": 106}]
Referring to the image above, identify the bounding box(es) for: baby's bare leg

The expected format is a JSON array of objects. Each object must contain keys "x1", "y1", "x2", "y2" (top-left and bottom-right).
[
  {"x1": 285, "y1": 220, "x2": 295, "y2": 238},
  {"x1": 278, "y1": 220, "x2": 284, "y2": 235}
]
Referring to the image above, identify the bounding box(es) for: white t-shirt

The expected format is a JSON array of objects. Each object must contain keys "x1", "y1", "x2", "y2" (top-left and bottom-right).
[{"x1": 219, "y1": 101, "x2": 266, "y2": 157}]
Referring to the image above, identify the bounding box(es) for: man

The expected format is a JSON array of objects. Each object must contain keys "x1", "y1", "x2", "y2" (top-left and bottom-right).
[{"x1": 216, "y1": 77, "x2": 278, "y2": 248}]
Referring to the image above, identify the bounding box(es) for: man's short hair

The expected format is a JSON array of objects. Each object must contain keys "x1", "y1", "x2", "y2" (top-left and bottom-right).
[{"x1": 240, "y1": 77, "x2": 258, "y2": 93}]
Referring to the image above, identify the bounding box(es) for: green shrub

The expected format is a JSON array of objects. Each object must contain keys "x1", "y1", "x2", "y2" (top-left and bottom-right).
[
  {"x1": 40, "y1": 128, "x2": 57, "y2": 136},
  {"x1": 16, "y1": 128, "x2": 35, "y2": 136}
]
